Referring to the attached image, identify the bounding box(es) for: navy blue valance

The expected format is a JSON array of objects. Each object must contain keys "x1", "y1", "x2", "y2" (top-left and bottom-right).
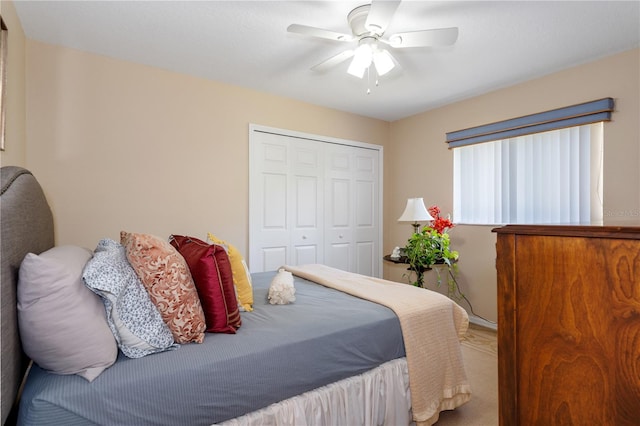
[{"x1": 446, "y1": 98, "x2": 614, "y2": 148}]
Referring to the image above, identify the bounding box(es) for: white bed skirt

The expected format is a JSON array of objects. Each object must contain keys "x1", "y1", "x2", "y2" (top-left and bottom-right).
[{"x1": 217, "y1": 357, "x2": 412, "y2": 426}]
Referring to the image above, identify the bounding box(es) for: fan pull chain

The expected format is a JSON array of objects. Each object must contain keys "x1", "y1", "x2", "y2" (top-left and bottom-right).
[{"x1": 364, "y1": 66, "x2": 382, "y2": 95}]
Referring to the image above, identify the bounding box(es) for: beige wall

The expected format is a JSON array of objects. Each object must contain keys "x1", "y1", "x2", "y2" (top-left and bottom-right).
[
  {"x1": 0, "y1": 0, "x2": 26, "y2": 167},
  {"x1": 24, "y1": 40, "x2": 389, "y2": 256},
  {"x1": 14, "y1": 15, "x2": 640, "y2": 324},
  {"x1": 385, "y1": 48, "x2": 640, "y2": 323}
]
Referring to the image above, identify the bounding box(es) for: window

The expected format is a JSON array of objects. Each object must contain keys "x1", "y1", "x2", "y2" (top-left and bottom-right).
[{"x1": 448, "y1": 99, "x2": 613, "y2": 226}]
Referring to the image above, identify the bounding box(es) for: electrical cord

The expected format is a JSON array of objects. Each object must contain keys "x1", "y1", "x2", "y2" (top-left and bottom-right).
[{"x1": 446, "y1": 268, "x2": 496, "y2": 325}]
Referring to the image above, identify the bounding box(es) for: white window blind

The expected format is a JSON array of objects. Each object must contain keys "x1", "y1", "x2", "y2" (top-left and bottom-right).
[{"x1": 453, "y1": 123, "x2": 604, "y2": 225}]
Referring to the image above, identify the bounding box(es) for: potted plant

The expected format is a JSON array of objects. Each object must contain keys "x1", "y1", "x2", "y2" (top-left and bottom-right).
[{"x1": 403, "y1": 206, "x2": 461, "y2": 297}]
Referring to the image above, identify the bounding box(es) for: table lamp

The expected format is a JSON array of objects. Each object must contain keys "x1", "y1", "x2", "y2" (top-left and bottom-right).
[{"x1": 398, "y1": 197, "x2": 433, "y2": 234}]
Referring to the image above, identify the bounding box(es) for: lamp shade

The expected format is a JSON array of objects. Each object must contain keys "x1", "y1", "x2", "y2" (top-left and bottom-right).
[
  {"x1": 398, "y1": 198, "x2": 433, "y2": 223},
  {"x1": 373, "y1": 49, "x2": 395, "y2": 76},
  {"x1": 347, "y1": 40, "x2": 396, "y2": 79},
  {"x1": 347, "y1": 44, "x2": 373, "y2": 78}
]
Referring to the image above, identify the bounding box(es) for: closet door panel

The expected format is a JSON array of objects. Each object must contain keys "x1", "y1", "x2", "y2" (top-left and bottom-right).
[
  {"x1": 325, "y1": 147, "x2": 354, "y2": 271},
  {"x1": 356, "y1": 241, "x2": 375, "y2": 276},
  {"x1": 263, "y1": 173, "x2": 287, "y2": 229},
  {"x1": 328, "y1": 244, "x2": 350, "y2": 272},
  {"x1": 291, "y1": 140, "x2": 323, "y2": 266},
  {"x1": 353, "y1": 150, "x2": 379, "y2": 276},
  {"x1": 262, "y1": 247, "x2": 287, "y2": 272},
  {"x1": 250, "y1": 125, "x2": 381, "y2": 276},
  {"x1": 292, "y1": 175, "x2": 320, "y2": 265},
  {"x1": 250, "y1": 133, "x2": 291, "y2": 272},
  {"x1": 325, "y1": 176, "x2": 352, "y2": 270}
]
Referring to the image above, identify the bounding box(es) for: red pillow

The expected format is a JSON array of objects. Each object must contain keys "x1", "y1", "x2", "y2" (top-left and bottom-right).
[{"x1": 170, "y1": 235, "x2": 241, "y2": 334}]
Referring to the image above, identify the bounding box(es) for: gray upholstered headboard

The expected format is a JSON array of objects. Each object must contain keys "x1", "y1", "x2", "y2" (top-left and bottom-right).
[{"x1": 1, "y1": 166, "x2": 54, "y2": 424}]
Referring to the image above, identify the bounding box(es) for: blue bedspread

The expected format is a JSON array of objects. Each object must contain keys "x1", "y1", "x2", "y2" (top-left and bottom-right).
[{"x1": 18, "y1": 271, "x2": 405, "y2": 425}]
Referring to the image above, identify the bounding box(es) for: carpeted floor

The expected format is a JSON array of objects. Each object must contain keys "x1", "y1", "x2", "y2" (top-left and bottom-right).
[
  {"x1": 435, "y1": 324, "x2": 498, "y2": 425},
  {"x1": 460, "y1": 324, "x2": 497, "y2": 356}
]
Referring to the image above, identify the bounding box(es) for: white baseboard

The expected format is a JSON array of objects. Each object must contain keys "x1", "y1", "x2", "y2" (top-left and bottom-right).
[{"x1": 469, "y1": 314, "x2": 497, "y2": 331}]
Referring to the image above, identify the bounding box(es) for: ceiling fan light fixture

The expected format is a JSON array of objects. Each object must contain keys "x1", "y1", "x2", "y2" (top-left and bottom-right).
[
  {"x1": 347, "y1": 43, "x2": 373, "y2": 78},
  {"x1": 289, "y1": 0, "x2": 460, "y2": 82},
  {"x1": 373, "y1": 49, "x2": 395, "y2": 76}
]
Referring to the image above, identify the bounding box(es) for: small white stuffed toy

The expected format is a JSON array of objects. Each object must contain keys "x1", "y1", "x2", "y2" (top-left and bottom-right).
[{"x1": 268, "y1": 268, "x2": 296, "y2": 305}]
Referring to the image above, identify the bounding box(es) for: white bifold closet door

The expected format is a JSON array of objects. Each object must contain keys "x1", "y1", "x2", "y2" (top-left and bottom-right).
[{"x1": 249, "y1": 125, "x2": 382, "y2": 277}]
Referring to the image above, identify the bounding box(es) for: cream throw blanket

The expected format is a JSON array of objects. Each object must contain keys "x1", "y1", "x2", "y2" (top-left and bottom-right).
[{"x1": 284, "y1": 264, "x2": 472, "y2": 426}]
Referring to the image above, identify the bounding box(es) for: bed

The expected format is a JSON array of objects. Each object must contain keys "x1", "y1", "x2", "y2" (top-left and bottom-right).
[{"x1": 1, "y1": 166, "x2": 471, "y2": 426}]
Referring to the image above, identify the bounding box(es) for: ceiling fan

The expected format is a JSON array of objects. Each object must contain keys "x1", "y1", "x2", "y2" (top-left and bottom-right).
[{"x1": 287, "y1": 0, "x2": 458, "y2": 80}]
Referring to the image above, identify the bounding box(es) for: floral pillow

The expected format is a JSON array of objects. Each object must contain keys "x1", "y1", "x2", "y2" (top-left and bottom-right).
[
  {"x1": 83, "y1": 238, "x2": 177, "y2": 358},
  {"x1": 121, "y1": 231, "x2": 206, "y2": 344}
]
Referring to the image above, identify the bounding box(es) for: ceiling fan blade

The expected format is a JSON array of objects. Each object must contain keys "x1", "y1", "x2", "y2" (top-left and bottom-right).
[
  {"x1": 387, "y1": 27, "x2": 459, "y2": 48},
  {"x1": 311, "y1": 50, "x2": 355, "y2": 72},
  {"x1": 365, "y1": 0, "x2": 401, "y2": 35},
  {"x1": 287, "y1": 24, "x2": 355, "y2": 42}
]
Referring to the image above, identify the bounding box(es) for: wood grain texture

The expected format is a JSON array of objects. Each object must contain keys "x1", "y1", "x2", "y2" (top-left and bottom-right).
[
  {"x1": 495, "y1": 233, "x2": 518, "y2": 426},
  {"x1": 494, "y1": 226, "x2": 640, "y2": 425}
]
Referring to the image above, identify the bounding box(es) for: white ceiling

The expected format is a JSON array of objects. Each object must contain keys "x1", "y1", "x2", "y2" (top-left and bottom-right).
[{"x1": 13, "y1": 0, "x2": 640, "y2": 122}]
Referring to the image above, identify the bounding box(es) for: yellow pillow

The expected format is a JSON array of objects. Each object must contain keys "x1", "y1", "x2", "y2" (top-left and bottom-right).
[{"x1": 207, "y1": 233, "x2": 253, "y2": 312}]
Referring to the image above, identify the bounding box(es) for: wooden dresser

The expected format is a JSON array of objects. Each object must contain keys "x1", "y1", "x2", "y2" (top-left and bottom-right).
[{"x1": 493, "y1": 225, "x2": 640, "y2": 425}]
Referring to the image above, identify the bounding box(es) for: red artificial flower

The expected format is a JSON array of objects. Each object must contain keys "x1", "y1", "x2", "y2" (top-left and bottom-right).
[{"x1": 426, "y1": 205, "x2": 455, "y2": 234}]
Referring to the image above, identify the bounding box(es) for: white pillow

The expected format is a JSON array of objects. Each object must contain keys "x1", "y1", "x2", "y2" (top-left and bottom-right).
[
  {"x1": 83, "y1": 239, "x2": 177, "y2": 358},
  {"x1": 17, "y1": 245, "x2": 118, "y2": 382}
]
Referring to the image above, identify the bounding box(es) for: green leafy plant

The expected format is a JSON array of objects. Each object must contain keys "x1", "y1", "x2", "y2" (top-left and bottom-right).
[
  {"x1": 401, "y1": 206, "x2": 484, "y2": 315},
  {"x1": 404, "y1": 227, "x2": 459, "y2": 288},
  {"x1": 401, "y1": 204, "x2": 466, "y2": 301}
]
